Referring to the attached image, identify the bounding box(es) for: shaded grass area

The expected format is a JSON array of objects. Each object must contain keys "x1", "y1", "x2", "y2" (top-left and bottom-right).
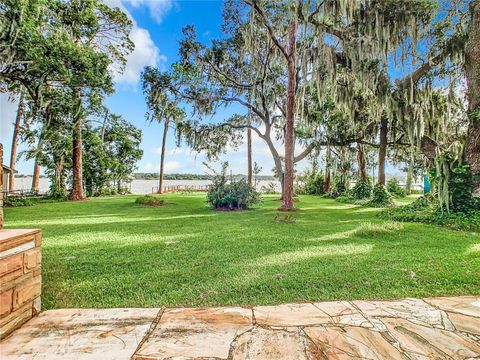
[{"x1": 4, "y1": 194, "x2": 479, "y2": 309}]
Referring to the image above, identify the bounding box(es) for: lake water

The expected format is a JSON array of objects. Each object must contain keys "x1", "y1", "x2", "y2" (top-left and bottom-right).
[
  {"x1": 12, "y1": 176, "x2": 282, "y2": 194},
  {"x1": 12, "y1": 176, "x2": 422, "y2": 195}
]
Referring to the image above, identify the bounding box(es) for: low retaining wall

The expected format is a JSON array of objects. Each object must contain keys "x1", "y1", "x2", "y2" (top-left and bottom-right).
[{"x1": 0, "y1": 229, "x2": 42, "y2": 339}]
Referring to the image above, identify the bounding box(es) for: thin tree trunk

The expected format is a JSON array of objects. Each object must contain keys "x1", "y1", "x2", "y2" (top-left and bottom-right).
[
  {"x1": 356, "y1": 142, "x2": 368, "y2": 182},
  {"x1": 9, "y1": 93, "x2": 24, "y2": 192},
  {"x1": 71, "y1": 89, "x2": 85, "y2": 201},
  {"x1": 31, "y1": 129, "x2": 44, "y2": 193},
  {"x1": 323, "y1": 145, "x2": 331, "y2": 193},
  {"x1": 158, "y1": 119, "x2": 169, "y2": 194},
  {"x1": 406, "y1": 149, "x2": 415, "y2": 195},
  {"x1": 55, "y1": 156, "x2": 66, "y2": 196},
  {"x1": 262, "y1": 132, "x2": 284, "y2": 197},
  {"x1": 247, "y1": 128, "x2": 252, "y2": 186},
  {"x1": 282, "y1": 18, "x2": 297, "y2": 210},
  {"x1": 378, "y1": 116, "x2": 388, "y2": 186},
  {"x1": 32, "y1": 155, "x2": 41, "y2": 193},
  {"x1": 465, "y1": 0, "x2": 480, "y2": 196}
]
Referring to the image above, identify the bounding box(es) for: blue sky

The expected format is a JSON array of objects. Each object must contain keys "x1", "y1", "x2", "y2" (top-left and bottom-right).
[{"x1": 0, "y1": 0, "x2": 401, "y2": 177}]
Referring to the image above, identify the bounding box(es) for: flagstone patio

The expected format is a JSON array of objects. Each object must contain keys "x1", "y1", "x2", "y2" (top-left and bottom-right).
[{"x1": 0, "y1": 296, "x2": 479, "y2": 359}]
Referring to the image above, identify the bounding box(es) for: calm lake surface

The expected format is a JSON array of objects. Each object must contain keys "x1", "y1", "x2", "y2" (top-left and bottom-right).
[{"x1": 13, "y1": 177, "x2": 281, "y2": 194}]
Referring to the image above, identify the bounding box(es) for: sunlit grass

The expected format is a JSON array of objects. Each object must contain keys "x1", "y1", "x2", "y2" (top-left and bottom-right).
[
  {"x1": 466, "y1": 244, "x2": 480, "y2": 254},
  {"x1": 4, "y1": 194, "x2": 479, "y2": 309},
  {"x1": 252, "y1": 244, "x2": 374, "y2": 266}
]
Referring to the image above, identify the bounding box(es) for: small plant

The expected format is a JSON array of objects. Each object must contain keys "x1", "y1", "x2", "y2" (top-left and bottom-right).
[
  {"x1": 261, "y1": 182, "x2": 279, "y2": 194},
  {"x1": 387, "y1": 178, "x2": 406, "y2": 198},
  {"x1": 4, "y1": 197, "x2": 35, "y2": 207},
  {"x1": 381, "y1": 194, "x2": 480, "y2": 231},
  {"x1": 351, "y1": 179, "x2": 372, "y2": 199},
  {"x1": 335, "y1": 195, "x2": 353, "y2": 203},
  {"x1": 297, "y1": 172, "x2": 324, "y2": 195},
  {"x1": 365, "y1": 184, "x2": 394, "y2": 207},
  {"x1": 206, "y1": 162, "x2": 260, "y2": 210},
  {"x1": 135, "y1": 195, "x2": 165, "y2": 206},
  {"x1": 273, "y1": 213, "x2": 296, "y2": 223},
  {"x1": 330, "y1": 175, "x2": 348, "y2": 198}
]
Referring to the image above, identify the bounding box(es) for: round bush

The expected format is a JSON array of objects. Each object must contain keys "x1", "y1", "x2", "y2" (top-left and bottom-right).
[
  {"x1": 351, "y1": 180, "x2": 372, "y2": 199},
  {"x1": 386, "y1": 178, "x2": 406, "y2": 198},
  {"x1": 366, "y1": 184, "x2": 394, "y2": 207},
  {"x1": 135, "y1": 195, "x2": 165, "y2": 206}
]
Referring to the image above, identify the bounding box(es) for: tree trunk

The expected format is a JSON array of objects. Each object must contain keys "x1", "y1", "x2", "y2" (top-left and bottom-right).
[
  {"x1": 262, "y1": 132, "x2": 284, "y2": 197},
  {"x1": 32, "y1": 156, "x2": 41, "y2": 193},
  {"x1": 378, "y1": 116, "x2": 388, "y2": 186},
  {"x1": 323, "y1": 145, "x2": 331, "y2": 193},
  {"x1": 282, "y1": 18, "x2": 297, "y2": 210},
  {"x1": 465, "y1": 0, "x2": 480, "y2": 197},
  {"x1": 31, "y1": 129, "x2": 44, "y2": 193},
  {"x1": 247, "y1": 128, "x2": 252, "y2": 186},
  {"x1": 54, "y1": 156, "x2": 66, "y2": 196},
  {"x1": 9, "y1": 92, "x2": 24, "y2": 193},
  {"x1": 406, "y1": 149, "x2": 415, "y2": 195},
  {"x1": 356, "y1": 142, "x2": 368, "y2": 182},
  {"x1": 158, "y1": 119, "x2": 169, "y2": 194},
  {"x1": 71, "y1": 88, "x2": 86, "y2": 201}
]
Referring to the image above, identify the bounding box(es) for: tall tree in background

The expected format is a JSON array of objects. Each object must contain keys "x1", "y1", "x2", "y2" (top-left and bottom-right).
[
  {"x1": 248, "y1": 0, "x2": 298, "y2": 209},
  {"x1": 142, "y1": 67, "x2": 185, "y2": 194},
  {"x1": 58, "y1": 0, "x2": 133, "y2": 200},
  {"x1": 247, "y1": 128, "x2": 253, "y2": 185},
  {"x1": 465, "y1": 0, "x2": 480, "y2": 196},
  {"x1": 9, "y1": 91, "x2": 24, "y2": 192},
  {"x1": 1, "y1": 0, "x2": 133, "y2": 198}
]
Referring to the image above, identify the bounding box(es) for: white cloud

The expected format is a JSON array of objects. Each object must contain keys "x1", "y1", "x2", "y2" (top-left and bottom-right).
[
  {"x1": 142, "y1": 162, "x2": 157, "y2": 171},
  {"x1": 165, "y1": 161, "x2": 181, "y2": 171},
  {"x1": 142, "y1": 160, "x2": 181, "y2": 172},
  {"x1": 104, "y1": 0, "x2": 167, "y2": 87},
  {"x1": 113, "y1": 26, "x2": 166, "y2": 87},
  {"x1": 168, "y1": 148, "x2": 186, "y2": 155},
  {"x1": 152, "y1": 147, "x2": 190, "y2": 156},
  {"x1": 122, "y1": 0, "x2": 174, "y2": 23}
]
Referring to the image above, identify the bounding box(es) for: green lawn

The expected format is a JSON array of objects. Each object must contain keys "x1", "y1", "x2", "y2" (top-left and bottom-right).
[{"x1": 4, "y1": 194, "x2": 479, "y2": 309}]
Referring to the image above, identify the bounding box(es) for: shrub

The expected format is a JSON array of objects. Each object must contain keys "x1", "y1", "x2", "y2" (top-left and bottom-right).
[
  {"x1": 4, "y1": 197, "x2": 35, "y2": 207},
  {"x1": 206, "y1": 163, "x2": 260, "y2": 210},
  {"x1": 261, "y1": 182, "x2": 279, "y2": 194},
  {"x1": 135, "y1": 195, "x2": 165, "y2": 206},
  {"x1": 381, "y1": 194, "x2": 480, "y2": 231},
  {"x1": 365, "y1": 184, "x2": 394, "y2": 207},
  {"x1": 449, "y1": 164, "x2": 479, "y2": 213},
  {"x1": 117, "y1": 186, "x2": 132, "y2": 195},
  {"x1": 386, "y1": 178, "x2": 406, "y2": 198},
  {"x1": 335, "y1": 195, "x2": 357, "y2": 204},
  {"x1": 351, "y1": 179, "x2": 372, "y2": 199},
  {"x1": 301, "y1": 173, "x2": 325, "y2": 195},
  {"x1": 330, "y1": 175, "x2": 348, "y2": 198}
]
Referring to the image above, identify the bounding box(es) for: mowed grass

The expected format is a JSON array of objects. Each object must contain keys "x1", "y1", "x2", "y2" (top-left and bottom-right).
[{"x1": 4, "y1": 194, "x2": 479, "y2": 309}]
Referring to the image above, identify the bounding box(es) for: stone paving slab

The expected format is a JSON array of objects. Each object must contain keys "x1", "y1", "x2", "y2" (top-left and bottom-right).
[
  {"x1": 133, "y1": 307, "x2": 253, "y2": 360},
  {"x1": 0, "y1": 308, "x2": 160, "y2": 360},
  {"x1": 0, "y1": 296, "x2": 479, "y2": 359}
]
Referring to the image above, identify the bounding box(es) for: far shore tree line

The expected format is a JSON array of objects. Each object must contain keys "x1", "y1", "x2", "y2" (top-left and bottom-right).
[{"x1": 1, "y1": 0, "x2": 479, "y2": 216}]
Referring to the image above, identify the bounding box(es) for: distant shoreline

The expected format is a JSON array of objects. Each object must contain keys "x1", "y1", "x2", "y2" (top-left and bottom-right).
[
  {"x1": 132, "y1": 173, "x2": 277, "y2": 181},
  {"x1": 13, "y1": 173, "x2": 278, "y2": 181}
]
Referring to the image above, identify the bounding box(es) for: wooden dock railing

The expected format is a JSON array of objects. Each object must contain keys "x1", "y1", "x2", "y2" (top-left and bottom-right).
[{"x1": 152, "y1": 184, "x2": 211, "y2": 194}]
